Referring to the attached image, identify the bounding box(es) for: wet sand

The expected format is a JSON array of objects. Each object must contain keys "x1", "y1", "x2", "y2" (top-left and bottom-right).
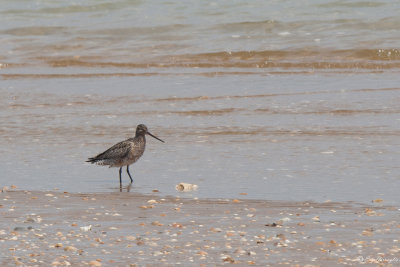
[{"x1": 1, "y1": 189, "x2": 399, "y2": 266}]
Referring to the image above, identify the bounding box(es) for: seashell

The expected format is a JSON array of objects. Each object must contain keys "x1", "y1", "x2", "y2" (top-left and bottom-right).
[
  {"x1": 80, "y1": 225, "x2": 92, "y2": 232},
  {"x1": 175, "y1": 183, "x2": 198, "y2": 192}
]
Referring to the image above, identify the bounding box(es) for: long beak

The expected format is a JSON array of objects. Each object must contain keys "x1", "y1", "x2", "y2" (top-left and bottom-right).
[{"x1": 147, "y1": 131, "x2": 165, "y2": 143}]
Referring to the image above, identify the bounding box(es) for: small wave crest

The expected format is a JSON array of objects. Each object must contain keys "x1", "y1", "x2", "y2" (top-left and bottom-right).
[{"x1": 41, "y1": 49, "x2": 400, "y2": 70}]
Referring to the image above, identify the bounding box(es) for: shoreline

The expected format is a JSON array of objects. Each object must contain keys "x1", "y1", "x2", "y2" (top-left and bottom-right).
[{"x1": 1, "y1": 190, "x2": 399, "y2": 266}]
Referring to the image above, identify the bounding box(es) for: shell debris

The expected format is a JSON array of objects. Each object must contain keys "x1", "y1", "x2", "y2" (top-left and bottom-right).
[{"x1": 176, "y1": 183, "x2": 198, "y2": 192}]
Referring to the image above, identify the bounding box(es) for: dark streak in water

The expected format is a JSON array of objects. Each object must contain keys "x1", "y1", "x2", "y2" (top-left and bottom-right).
[
  {"x1": 171, "y1": 108, "x2": 241, "y2": 116},
  {"x1": 0, "y1": 73, "x2": 163, "y2": 79},
  {"x1": 155, "y1": 87, "x2": 400, "y2": 103},
  {"x1": 188, "y1": 127, "x2": 400, "y2": 137},
  {"x1": 255, "y1": 108, "x2": 399, "y2": 115},
  {"x1": 2, "y1": 26, "x2": 67, "y2": 36}
]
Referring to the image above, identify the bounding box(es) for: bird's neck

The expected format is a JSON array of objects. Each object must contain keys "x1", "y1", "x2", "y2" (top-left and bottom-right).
[{"x1": 135, "y1": 134, "x2": 145, "y2": 141}]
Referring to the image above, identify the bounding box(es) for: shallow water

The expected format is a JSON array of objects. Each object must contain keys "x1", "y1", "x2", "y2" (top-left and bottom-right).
[
  {"x1": 0, "y1": 0, "x2": 399, "y2": 204},
  {"x1": 1, "y1": 74, "x2": 399, "y2": 203}
]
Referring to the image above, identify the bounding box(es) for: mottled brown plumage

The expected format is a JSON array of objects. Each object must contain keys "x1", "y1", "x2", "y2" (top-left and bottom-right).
[{"x1": 87, "y1": 124, "x2": 164, "y2": 186}]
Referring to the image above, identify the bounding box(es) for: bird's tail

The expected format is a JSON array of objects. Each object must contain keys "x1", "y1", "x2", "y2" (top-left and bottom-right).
[{"x1": 86, "y1": 157, "x2": 98, "y2": 164}]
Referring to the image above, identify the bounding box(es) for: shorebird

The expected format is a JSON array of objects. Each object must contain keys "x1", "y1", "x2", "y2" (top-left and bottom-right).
[{"x1": 86, "y1": 124, "x2": 164, "y2": 187}]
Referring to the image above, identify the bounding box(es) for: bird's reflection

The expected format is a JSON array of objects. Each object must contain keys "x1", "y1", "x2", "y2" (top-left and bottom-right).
[{"x1": 119, "y1": 182, "x2": 133, "y2": 192}]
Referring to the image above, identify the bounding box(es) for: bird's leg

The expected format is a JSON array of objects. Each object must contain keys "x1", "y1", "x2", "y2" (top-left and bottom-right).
[
  {"x1": 126, "y1": 165, "x2": 133, "y2": 183},
  {"x1": 119, "y1": 167, "x2": 123, "y2": 188}
]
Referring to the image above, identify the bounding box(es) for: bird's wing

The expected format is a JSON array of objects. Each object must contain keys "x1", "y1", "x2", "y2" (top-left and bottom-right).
[{"x1": 92, "y1": 140, "x2": 132, "y2": 161}]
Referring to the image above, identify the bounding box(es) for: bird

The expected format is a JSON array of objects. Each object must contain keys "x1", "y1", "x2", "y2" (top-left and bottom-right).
[{"x1": 86, "y1": 124, "x2": 164, "y2": 187}]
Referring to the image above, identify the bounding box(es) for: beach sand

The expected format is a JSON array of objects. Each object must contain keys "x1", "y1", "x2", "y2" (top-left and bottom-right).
[{"x1": 1, "y1": 188, "x2": 399, "y2": 266}]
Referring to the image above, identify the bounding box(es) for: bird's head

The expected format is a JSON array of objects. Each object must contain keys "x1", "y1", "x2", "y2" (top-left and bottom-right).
[{"x1": 136, "y1": 124, "x2": 164, "y2": 143}]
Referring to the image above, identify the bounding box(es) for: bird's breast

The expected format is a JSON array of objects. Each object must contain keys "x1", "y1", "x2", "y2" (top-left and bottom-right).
[{"x1": 127, "y1": 140, "x2": 145, "y2": 162}]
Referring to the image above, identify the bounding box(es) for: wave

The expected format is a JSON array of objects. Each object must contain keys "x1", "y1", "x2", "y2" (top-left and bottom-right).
[
  {"x1": 39, "y1": 48, "x2": 400, "y2": 69},
  {"x1": 2, "y1": 49, "x2": 400, "y2": 78}
]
